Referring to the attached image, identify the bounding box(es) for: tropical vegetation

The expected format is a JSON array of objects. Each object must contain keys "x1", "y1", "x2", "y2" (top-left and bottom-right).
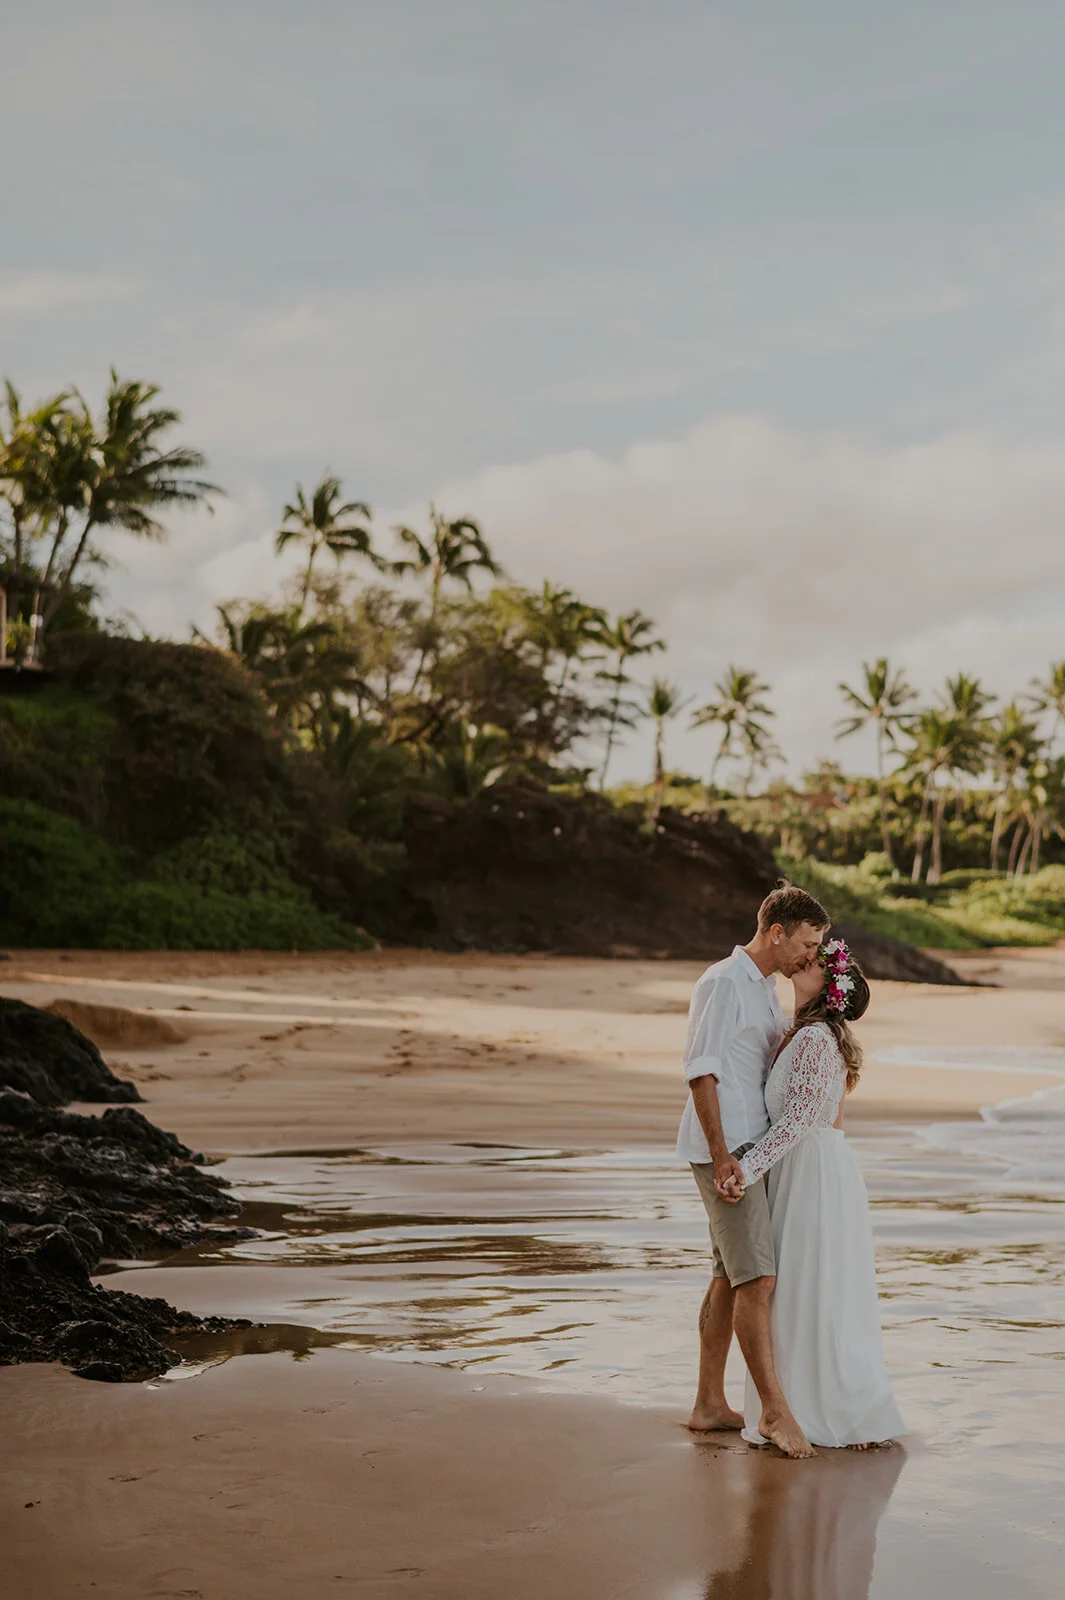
[{"x1": 4, "y1": 368, "x2": 1065, "y2": 950}]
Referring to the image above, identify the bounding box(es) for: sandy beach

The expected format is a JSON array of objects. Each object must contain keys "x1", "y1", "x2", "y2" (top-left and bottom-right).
[{"x1": 3, "y1": 946, "x2": 1065, "y2": 1597}]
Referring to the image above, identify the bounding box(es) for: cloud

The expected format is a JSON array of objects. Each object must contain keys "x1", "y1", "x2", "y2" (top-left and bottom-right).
[
  {"x1": 0, "y1": 270, "x2": 139, "y2": 318},
  {"x1": 97, "y1": 481, "x2": 283, "y2": 640}
]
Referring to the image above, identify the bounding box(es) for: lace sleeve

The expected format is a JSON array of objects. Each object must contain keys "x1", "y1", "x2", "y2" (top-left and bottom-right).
[{"x1": 738, "y1": 1027, "x2": 844, "y2": 1184}]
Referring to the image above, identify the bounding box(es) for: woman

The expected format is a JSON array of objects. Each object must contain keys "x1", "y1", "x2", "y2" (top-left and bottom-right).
[{"x1": 735, "y1": 940, "x2": 906, "y2": 1450}]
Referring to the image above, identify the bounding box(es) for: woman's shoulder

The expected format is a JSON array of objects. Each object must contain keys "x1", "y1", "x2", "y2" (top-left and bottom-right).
[{"x1": 792, "y1": 1021, "x2": 842, "y2": 1053}]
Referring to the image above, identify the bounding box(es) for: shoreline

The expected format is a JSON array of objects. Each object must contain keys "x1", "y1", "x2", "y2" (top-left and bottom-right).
[
  {"x1": 3, "y1": 946, "x2": 1065, "y2": 1596},
  {"x1": 5, "y1": 946, "x2": 1065, "y2": 1157}
]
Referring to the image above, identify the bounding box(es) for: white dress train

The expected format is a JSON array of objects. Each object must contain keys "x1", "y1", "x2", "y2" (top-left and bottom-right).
[{"x1": 738, "y1": 1022, "x2": 906, "y2": 1449}]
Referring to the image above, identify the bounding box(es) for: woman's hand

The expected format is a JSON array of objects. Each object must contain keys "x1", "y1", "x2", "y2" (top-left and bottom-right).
[{"x1": 713, "y1": 1152, "x2": 746, "y2": 1203}]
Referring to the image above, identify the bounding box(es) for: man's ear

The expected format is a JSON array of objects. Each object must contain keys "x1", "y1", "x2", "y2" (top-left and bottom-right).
[{"x1": 769, "y1": 923, "x2": 785, "y2": 947}]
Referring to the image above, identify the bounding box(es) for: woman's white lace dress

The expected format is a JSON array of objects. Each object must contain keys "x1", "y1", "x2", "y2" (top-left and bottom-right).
[{"x1": 738, "y1": 1022, "x2": 906, "y2": 1449}]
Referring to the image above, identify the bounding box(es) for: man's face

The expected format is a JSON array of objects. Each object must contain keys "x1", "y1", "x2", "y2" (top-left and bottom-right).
[{"x1": 773, "y1": 921, "x2": 828, "y2": 978}]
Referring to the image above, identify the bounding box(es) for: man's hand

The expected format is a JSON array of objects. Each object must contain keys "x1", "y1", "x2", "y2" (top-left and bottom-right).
[{"x1": 713, "y1": 1152, "x2": 746, "y2": 1203}]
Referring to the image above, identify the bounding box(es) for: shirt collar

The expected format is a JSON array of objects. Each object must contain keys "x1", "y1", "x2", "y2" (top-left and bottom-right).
[{"x1": 733, "y1": 945, "x2": 777, "y2": 987}]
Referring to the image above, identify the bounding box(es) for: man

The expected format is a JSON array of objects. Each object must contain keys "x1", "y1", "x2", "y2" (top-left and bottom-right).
[{"x1": 676, "y1": 883, "x2": 830, "y2": 1459}]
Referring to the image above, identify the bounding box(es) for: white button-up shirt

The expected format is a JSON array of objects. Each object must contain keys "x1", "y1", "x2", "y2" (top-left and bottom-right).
[{"x1": 675, "y1": 946, "x2": 785, "y2": 1164}]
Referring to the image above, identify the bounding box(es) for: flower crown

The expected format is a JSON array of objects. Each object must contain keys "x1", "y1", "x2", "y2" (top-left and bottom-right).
[{"x1": 818, "y1": 938, "x2": 855, "y2": 1018}]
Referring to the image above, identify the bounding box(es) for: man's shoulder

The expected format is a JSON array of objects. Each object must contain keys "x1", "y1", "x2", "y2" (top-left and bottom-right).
[
  {"x1": 702, "y1": 949, "x2": 745, "y2": 982},
  {"x1": 693, "y1": 950, "x2": 745, "y2": 997}
]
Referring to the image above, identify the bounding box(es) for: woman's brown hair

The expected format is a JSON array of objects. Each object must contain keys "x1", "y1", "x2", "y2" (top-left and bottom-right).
[{"x1": 781, "y1": 959, "x2": 870, "y2": 1093}]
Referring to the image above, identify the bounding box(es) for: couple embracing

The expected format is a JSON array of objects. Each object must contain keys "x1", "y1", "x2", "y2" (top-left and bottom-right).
[{"x1": 677, "y1": 884, "x2": 906, "y2": 1457}]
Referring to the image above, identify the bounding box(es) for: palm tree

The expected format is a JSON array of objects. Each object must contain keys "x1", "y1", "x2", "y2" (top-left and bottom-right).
[
  {"x1": 1016, "y1": 754, "x2": 1065, "y2": 875},
  {"x1": 987, "y1": 702, "x2": 1042, "y2": 871},
  {"x1": 903, "y1": 709, "x2": 987, "y2": 883},
  {"x1": 392, "y1": 505, "x2": 501, "y2": 620},
  {"x1": 392, "y1": 505, "x2": 502, "y2": 687},
  {"x1": 522, "y1": 582, "x2": 604, "y2": 692},
  {"x1": 645, "y1": 677, "x2": 691, "y2": 821},
  {"x1": 210, "y1": 602, "x2": 365, "y2": 743},
  {"x1": 423, "y1": 721, "x2": 510, "y2": 799},
  {"x1": 1, "y1": 385, "x2": 96, "y2": 659},
  {"x1": 836, "y1": 659, "x2": 916, "y2": 869},
  {"x1": 593, "y1": 609, "x2": 664, "y2": 789},
  {"x1": 741, "y1": 719, "x2": 783, "y2": 797},
  {"x1": 942, "y1": 671, "x2": 994, "y2": 723},
  {"x1": 521, "y1": 582, "x2": 606, "y2": 758},
  {"x1": 1028, "y1": 662, "x2": 1065, "y2": 753},
  {"x1": 939, "y1": 671, "x2": 993, "y2": 826},
  {"x1": 0, "y1": 382, "x2": 69, "y2": 594},
  {"x1": 276, "y1": 475, "x2": 380, "y2": 620},
  {"x1": 40, "y1": 372, "x2": 220, "y2": 637},
  {"x1": 692, "y1": 667, "x2": 775, "y2": 795},
  {"x1": 647, "y1": 677, "x2": 686, "y2": 787}
]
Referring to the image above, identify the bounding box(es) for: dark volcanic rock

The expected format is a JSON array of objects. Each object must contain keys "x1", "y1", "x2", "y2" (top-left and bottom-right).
[
  {"x1": 362, "y1": 786, "x2": 974, "y2": 986},
  {"x1": 0, "y1": 1091, "x2": 243, "y2": 1251},
  {"x1": 0, "y1": 1217, "x2": 239, "y2": 1381},
  {"x1": 0, "y1": 996, "x2": 140, "y2": 1105},
  {"x1": 375, "y1": 787, "x2": 780, "y2": 960},
  {"x1": 0, "y1": 1008, "x2": 251, "y2": 1381},
  {"x1": 833, "y1": 923, "x2": 970, "y2": 986}
]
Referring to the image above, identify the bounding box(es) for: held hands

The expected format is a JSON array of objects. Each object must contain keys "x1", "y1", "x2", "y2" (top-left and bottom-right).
[{"x1": 713, "y1": 1152, "x2": 747, "y2": 1204}]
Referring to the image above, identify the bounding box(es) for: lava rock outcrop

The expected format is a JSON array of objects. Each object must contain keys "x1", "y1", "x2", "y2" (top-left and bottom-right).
[
  {"x1": 0, "y1": 995, "x2": 142, "y2": 1106},
  {"x1": 0, "y1": 999, "x2": 250, "y2": 1381}
]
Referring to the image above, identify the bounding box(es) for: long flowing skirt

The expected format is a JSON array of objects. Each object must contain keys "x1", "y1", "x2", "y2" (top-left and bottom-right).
[{"x1": 742, "y1": 1127, "x2": 906, "y2": 1449}]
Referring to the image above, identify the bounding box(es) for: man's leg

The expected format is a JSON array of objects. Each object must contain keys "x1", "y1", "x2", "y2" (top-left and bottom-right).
[
  {"x1": 733, "y1": 1276, "x2": 814, "y2": 1459},
  {"x1": 688, "y1": 1276, "x2": 744, "y2": 1432}
]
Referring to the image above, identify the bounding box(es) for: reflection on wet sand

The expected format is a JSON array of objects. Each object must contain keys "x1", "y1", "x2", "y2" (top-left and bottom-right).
[
  {"x1": 169, "y1": 1322, "x2": 351, "y2": 1372},
  {"x1": 697, "y1": 1446, "x2": 905, "y2": 1600},
  {"x1": 104, "y1": 1135, "x2": 1065, "y2": 1424}
]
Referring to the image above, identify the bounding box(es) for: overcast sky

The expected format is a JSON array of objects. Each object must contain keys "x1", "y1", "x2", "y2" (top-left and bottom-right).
[{"x1": 5, "y1": 1, "x2": 1065, "y2": 781}]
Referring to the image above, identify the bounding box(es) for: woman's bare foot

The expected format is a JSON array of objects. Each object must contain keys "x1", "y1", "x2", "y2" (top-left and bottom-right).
[
  {"x1": 759, "y1": 1407, "x2": 816, "y2": 1459},
  {"x1": 686, "y1": 1403, "x2": 745, "y2": 1433}
]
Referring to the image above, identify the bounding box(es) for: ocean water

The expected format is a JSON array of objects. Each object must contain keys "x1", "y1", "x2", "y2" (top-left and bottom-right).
[
  {"x1": 877, "y1": 1042, "x2": 1065, "y2": 1188},
  {"x1": 99, "y1": 1045, "x2": 1065, "y2": 1450}
]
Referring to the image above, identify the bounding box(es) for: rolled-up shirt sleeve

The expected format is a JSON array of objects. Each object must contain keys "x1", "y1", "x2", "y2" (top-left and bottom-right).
[{"x1": 683, "y1": 975, "x2": 741, "y2": 1085}]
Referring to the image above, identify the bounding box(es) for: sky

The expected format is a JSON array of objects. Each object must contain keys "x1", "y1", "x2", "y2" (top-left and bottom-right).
[{"x1": 5, "y1": 1, "x2": 1065, "y2": 782}]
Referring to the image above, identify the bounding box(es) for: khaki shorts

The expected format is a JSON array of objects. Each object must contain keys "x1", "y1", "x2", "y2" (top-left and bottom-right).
[{"x1": 690, "y1": 1145, "x2": 776, "y2": 1287}]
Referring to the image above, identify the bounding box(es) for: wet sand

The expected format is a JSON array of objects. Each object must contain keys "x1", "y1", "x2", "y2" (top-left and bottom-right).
[
  {"x1": 0, "y1": 1350, "x2": 906, "y2": 1600},
  {"x1": 3, "y1": 946, "x2": 1065, "y2": 1597},
  {"x1": 2, "y1": 1339, "x2": 1062, "y2": 1599}
]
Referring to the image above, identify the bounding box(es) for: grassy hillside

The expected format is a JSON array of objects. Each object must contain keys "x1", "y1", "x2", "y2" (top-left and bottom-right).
[
  {"x1": 782, "y1": 855, "x2": 1065, "y2": 950},
  {"x1": 0, "y1": 636, "x2": 373, "y2": 950}
]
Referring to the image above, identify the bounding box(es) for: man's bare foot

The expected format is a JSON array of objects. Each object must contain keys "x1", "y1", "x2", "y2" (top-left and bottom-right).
[
  {"x1": 686, "y1": 1403, "x2": 745, "y2": 1433},
  {"x1": 759, "y1": 1408, "x2": 815, "y2": 1459}
]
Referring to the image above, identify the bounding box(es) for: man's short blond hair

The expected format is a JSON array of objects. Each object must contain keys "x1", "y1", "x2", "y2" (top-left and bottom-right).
[{"x1": 756, "y1": 883, "x2": 830, "y2": 935}]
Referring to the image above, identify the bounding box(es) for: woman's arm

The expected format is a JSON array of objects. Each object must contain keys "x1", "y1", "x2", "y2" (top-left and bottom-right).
[{"x1": 738, "y1": 1028, "x2": 843, "y2": 1185}]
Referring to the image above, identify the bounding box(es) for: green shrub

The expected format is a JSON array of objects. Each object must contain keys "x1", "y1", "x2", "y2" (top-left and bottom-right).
[
  {"x1": 0, "y1": 798, "x2": 120, "y2": 945},
  {"x1": 153, "y1": 828, "x2": 297, "y2": 896},
  {"x1": 0, "y1": 799, "x2": 373, "y2": 951},
  {"x1": 947, "y1": 867, "x2": 1065, "y2": 942},
  {"x1": 779, "y1": 855, "x2": 983, "y2": 950},
  {"x1": 936, "y1": 868, "x2": 1001, "y2": 889},
  {"x1": 0, "y1": 688, "x2": 116, "y2": 824},
  {"x1": 933, "y1": 905, "x2": 1059, "y2": 948},
  {"x1": 99, "y1": 881, "x2": 370, "y2": 952}
]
